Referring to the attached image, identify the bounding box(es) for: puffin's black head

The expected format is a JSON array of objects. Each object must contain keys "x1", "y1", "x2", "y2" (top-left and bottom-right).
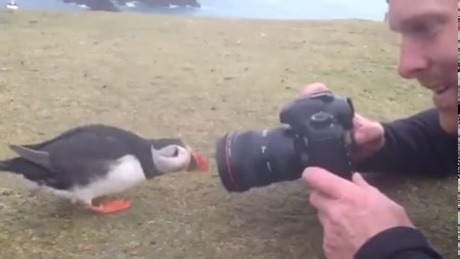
[{"x1": 149, "y1": 139, "x2": 208, "y2": 174}]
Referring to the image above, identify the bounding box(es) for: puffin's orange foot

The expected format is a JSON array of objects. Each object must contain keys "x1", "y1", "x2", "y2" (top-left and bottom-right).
[{"x1": 90, "y1": 199, "x2": 132, "y2": 214}]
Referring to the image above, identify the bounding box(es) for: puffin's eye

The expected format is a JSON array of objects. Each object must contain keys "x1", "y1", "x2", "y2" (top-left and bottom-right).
[{"x1": 173, "y1": 147, "x2": 179, "y2": 157}]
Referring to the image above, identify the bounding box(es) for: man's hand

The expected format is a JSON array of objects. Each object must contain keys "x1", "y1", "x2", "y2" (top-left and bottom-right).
[
  {"x1": 302, "y1": 167, "x2": 415, "y2": 259},
  {"x1": 301, "y1": 82, "x2": 385, "y2": 163}
]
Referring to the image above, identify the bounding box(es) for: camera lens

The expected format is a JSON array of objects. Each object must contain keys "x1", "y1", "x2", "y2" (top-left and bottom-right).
[{"x1": 214, "y1": 126, "x2": 305, "y2": 192}]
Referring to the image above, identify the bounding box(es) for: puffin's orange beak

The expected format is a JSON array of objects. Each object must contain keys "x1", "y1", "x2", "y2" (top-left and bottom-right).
[{"x1": 189, "y1": 152, "x2": 209, "y2": 172}]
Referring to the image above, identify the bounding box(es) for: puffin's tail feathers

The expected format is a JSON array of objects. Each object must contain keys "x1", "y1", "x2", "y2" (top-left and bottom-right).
[
  {"x1": 0, "y1": 157, "x2": 52, "y2": 182},
  {"x1": 0, "y1": 160, "x2": 11, "y2": 172},
  {"x1": 0, "y1": 158, "x2": 28, "y2": 174},
  {"x1": 9, "y1": 145, "x2": 51, "y2": 169}
]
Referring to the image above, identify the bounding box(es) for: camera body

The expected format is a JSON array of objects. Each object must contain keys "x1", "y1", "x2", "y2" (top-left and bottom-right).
[
  {"x1": 215, "y1": 91, "x2": 355, "y2": 192},
  {"x1": 279, "y1": 91, "x2": 355, "y2": 181}
]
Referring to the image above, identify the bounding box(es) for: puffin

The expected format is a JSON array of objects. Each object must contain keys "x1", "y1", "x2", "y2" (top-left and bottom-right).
[{"x1": 0, "y1": 124, "x2": 209, "y2": 214}]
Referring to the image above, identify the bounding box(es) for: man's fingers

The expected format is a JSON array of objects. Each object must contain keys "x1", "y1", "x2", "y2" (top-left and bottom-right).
[
  {"x1": 317, "y1": 210, "x2": 328, "y2": 227},
  {"x1": 352, "y1": 172, "x2": 370, "y2": 188},
  {"x1": 301, "y1": 82, "x2": 329, "y2": 96},
  {"x1": 302, "y1": 167, "x2": 353, "y2": 199},
  {"x1": 352, "y1": 113, "x2": 366, "y2": 127},
  {"x1": 309, "y1": 190, "x2": 335, "y2": 212}
]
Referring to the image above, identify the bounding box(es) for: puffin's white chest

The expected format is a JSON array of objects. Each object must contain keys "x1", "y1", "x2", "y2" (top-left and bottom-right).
[{"x1": 53, "y1": 155, "x2": 147, "y2": 203}]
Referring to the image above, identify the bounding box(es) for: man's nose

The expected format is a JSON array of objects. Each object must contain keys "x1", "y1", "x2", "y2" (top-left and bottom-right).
[{"x1": 397, "y1": 37, "x2": 429, "y2": 79}]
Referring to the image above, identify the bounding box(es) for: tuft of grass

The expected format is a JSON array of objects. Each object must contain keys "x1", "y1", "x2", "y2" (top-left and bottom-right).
[{"x1": 0, "y1": 10, "x2": 455, "y2": 258}]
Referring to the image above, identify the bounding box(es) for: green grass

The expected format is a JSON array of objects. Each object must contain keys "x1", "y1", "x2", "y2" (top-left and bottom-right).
[{"x1": 0, "y1": 10, "x2": 456, "y2": 258}]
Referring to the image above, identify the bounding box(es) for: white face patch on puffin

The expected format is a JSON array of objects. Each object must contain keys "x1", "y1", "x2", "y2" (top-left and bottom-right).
[
  {"x1": 156, "y1": 145, "x2": 180, "y2": 157},
  {"x1": 151, "y1": 145, "x2": 191, "y2": 173}
]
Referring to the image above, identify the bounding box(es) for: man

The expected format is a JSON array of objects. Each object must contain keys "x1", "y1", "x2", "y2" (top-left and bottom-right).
[{"x1": 300, "y1": 0, "x2": 457, "y2": 258}]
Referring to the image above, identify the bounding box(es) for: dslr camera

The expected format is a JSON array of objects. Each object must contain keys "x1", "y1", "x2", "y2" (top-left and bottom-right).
[{"x1": 214, "y1": 91, "x2": 355, "y2": 192}]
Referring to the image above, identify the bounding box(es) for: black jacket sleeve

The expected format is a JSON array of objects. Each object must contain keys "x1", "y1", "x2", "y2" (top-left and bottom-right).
[
  {"x1": 352, "y1": 109, "x2": 454, "y2": 258},
  {"x1": 354, "y1": 227, "x2": 443, "y2": 259},
  {"x1": 355, "y1": 108, "x2": 456, "y2": 176}
]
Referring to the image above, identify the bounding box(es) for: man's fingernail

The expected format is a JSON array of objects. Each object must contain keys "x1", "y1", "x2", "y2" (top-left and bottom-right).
[{"x1": 303, "y1": 167, "x2": 320, "y2": 174}]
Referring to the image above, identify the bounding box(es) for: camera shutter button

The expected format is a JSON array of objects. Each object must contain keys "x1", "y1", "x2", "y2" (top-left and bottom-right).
[{"x1": 310, "y1": 111, "x2": 333, "y2": 127}]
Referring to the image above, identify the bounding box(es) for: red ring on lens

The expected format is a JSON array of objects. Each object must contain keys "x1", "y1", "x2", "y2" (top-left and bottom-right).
[{"x1": 224, "y1": 133, "x2": 238, "y2": 190}]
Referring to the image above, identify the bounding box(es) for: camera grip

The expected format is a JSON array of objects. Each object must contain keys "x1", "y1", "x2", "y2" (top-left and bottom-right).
[
  {"x1": 308, "y1": 139, "x2": 353, "y2": 180},
  {"x1": 306, "y1": 124, "x2": 354, "y2": 180}
]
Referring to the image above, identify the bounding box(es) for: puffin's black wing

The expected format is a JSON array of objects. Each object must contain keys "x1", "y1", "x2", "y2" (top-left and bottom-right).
[
  {"x1": 46, "y1": 128, "x2": 152, "y2": 187},
  {"x1": 4, "y1": 124, "x2": 153, "y2": 189},
  {"x1": 9, "y1": 145, "x2": 51, "y2": 168},
  {"x1": 20, "y1": 126, "x2": 89, "y2": 151}
]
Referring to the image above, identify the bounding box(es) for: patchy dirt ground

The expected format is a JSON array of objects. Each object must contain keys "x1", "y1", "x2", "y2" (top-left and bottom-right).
[{"x1": 0, "y1": 10, "x2": 456, "y2": 258}]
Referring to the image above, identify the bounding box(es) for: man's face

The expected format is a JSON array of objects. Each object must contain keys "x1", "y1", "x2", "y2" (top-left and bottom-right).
[{"x1": 388, "y1": 0, "x2": 457, "y2": 134}]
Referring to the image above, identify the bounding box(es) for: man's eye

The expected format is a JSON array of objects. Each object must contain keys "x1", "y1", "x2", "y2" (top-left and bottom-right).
[
  {"x1": 412, "y1": 23, "x2": 427, "y2": 32},
  {"x1": 413, "y1": 23, "x2": 430, "y2": 32},
  {"x1": 411, "y1": 24, "x2": 438, "y2": 38}
]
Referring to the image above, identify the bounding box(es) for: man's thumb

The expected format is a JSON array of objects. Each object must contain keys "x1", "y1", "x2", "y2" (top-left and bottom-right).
[{"x1": 301, "y1": 82, "x2": 329, "y2": 96}]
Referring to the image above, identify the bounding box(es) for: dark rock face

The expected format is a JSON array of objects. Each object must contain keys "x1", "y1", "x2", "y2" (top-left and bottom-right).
[
  {"x1": 60, "y1": 0, "x2": 201, "y2": 12},
  {"x1": 63, "y1": 0, "x2": 120, "y2": 11},
  {"x1": 134, "y1": 0, "x2": 201, "y2": 8}
]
